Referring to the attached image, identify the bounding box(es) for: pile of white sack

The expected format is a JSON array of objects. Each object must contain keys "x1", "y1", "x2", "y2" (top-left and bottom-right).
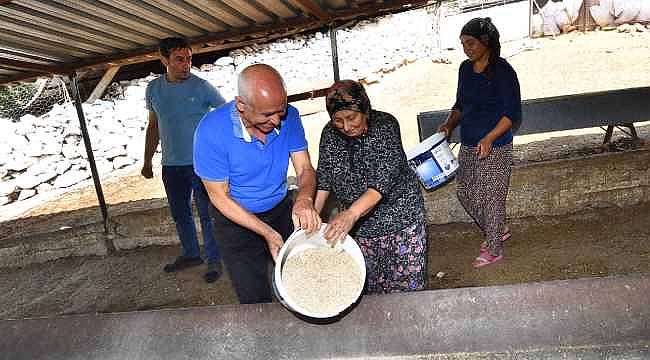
[{"x1": 532, "y1": 0, "x2": 650, "y2": 36}]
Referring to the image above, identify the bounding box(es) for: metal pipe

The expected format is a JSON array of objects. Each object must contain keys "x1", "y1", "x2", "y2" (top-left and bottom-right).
[
  {"x1": 69, "y1": 72, "x2": 109, "y2": 234},
  {"x1": 529, "y1": 0, "x2": 533, "y2": 38},
  {"x1": 329, "y1": 26, "x2": 340, "y2": 82}
]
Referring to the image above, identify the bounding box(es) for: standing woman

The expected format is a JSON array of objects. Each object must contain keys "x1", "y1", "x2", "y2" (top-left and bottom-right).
[
  {"x1": 315, "y1": 80, "x2": 427, "y2": 294},
  {"x1": 438, "y1": 17, "x2": 521, "y2": 268}
]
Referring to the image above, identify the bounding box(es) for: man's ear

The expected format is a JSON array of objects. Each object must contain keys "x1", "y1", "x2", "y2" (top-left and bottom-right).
[
  {"x1": 235, "y1": 96, "x2": 246, "y2": 112},
  {"x1": 160, "y1": 53, "x2": 170, "y2": 68}
]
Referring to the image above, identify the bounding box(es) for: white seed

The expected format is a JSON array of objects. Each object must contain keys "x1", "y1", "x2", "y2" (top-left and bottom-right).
[{"x1": 282, "y1": 247, "x2": 363, "y2": 315}]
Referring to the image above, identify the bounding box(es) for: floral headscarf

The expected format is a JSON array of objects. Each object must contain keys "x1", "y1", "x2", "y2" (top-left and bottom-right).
[{"x1": 325, "y1": 80, "x2": 371, "y2": 119}]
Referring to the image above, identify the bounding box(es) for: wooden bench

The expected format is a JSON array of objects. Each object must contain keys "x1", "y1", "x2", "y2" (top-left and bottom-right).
[{"x1": 417, "y1": 86, "x2": 650, "y2": 143}]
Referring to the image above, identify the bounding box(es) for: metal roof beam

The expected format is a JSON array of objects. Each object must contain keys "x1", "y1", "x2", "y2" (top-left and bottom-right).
[
  {"x1": 0, "y1": 0, "x2": 430, "y2": 84},
  {"x1": 0, "y1": 14, "x2": 119, "y2": 54},
  {"x1": 97, "y1": 0, "x2": 208, "y2": 37},
  {"x1": 256, "y1": 0, "x2": 297, "y2": 18},
  {"x1": 53, "y1": 0, "x2": 182, "y2": 39},
  {"x1": 184, "y1": 0, "x2": 253, "y2": 28},
  {"x1": 0, "y1": 4, "x2": 139, "y2": 50},
  {"x1": 79, "y1": 0, "x2": 429, "y2": 70},
  {"x1": 0, "y1": 58, "x2": 66, "y2": 74},
  {"x1": 141, "y1": 0, "x2": 228, "y2": 32},
  {"x1": 221, "y1": 0, "x2": 274, "y2": 23},
  {"x1": 18, "y1": 0, "x2": 160, "y2": 45},
  {"x1": 0, "y1": 28, "x2": 96, "y2": 58},
  {"x1": 289, "y1": 0, "x2": 331, "y2": 20},
  {"x1": 0, "y1": 48, "x2": 64, "y2": 65}
]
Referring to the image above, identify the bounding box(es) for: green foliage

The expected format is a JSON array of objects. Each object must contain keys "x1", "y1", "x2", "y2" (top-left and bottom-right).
[{"x1": 0, "y1": 83, "x2": 37, "y2": 119}]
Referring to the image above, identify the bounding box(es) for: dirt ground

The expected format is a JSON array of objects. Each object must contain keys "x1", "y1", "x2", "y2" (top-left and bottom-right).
[
  {"x1": 1, "y1": 200, "x2": 649, "y2": 320},
  {"x1": 1, "y1": 30, "x2": 650, "y2": 320}
]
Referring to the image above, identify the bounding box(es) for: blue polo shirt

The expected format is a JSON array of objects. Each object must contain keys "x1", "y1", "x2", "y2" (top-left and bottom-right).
[
  {"x1": 145, "y1": 73, "x2": 225, "y2": 166},
  {"x1": 193, "y1": 101, "x2": 308, "y2": 213}
]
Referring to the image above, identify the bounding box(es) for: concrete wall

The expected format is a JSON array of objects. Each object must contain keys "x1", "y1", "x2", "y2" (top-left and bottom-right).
[
  {"x1": 1, "y1": 275, "x2": 648, "y2": 359},
  {"x1": 1, "y1": 148, "x2": 649, "y2": 268},
  {"x1": 424, "y1": 148, "x2": 650, "y2": 225}
]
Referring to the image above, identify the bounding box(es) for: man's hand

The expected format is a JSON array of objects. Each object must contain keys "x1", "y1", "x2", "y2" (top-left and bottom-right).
[
  {"x1": 263, "y1": 228, "x2": 284, "y2": 262},
  {"x1": 292, "y1": 197, "x2": 321, "y2": 234},
  {"x1": 141, "y1": 162, "x2": 154, "y2": 179},
  {"x1": 323, "y1": 210, "x2": 359, "y2": 246}
]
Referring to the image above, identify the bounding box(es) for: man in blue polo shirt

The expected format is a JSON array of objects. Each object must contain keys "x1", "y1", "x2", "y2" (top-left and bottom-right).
[
  {"x1": 142, "y1": 37, "x2": 226, "y2": 283},
  {"x1": 194, "y1": 64, "x2": 321, "y2": 304}
]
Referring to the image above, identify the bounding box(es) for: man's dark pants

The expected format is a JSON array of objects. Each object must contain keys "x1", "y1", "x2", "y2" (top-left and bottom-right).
[
  {"x1": 162, "y1": 165, "x2": 221, "y2": 264},
  {"x1": 210, "y1": 196, "x2": 294, "y2": 304}
]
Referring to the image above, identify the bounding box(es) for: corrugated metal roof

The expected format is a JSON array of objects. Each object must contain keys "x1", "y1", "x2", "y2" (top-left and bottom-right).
[{"x1": 0, "y1": 0, "x2": 432, "y2": 84}]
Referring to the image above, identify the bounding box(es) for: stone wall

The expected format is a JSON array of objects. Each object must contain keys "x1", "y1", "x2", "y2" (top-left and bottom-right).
[
  {"x1": 196, "y1": 8, "x2": 440, "y2": 101},
  {"x1": 0, "y1": 97, "x2": 149, "y2": 207}
]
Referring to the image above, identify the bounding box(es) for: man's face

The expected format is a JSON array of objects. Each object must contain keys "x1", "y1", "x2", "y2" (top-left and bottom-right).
[
  {"x1": 237, "y1": 92, "x2": 287, "y2": 134},
  {"x1": 161, "y1": 47, "x2": 191, "y2": 83}
]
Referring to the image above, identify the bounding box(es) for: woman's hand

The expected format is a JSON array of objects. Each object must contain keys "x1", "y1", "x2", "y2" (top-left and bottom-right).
[
  {"x1": 437, "y1": 123, "x2": 452, "y2": 138},
  {"x1": 323, "y1": 210, "x2": 359, "y2": 245},
  {"x1": 476, "y1": 136, "x2": 494, "y2": 159}
]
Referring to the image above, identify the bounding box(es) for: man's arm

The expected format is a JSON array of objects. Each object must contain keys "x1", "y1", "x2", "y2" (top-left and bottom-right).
[
  {"x1": 204, "y1": 81, "x2": 226, "y2": 109},
  {"x1": 202, "y1": 180, "x2": 284, "y2": 261},
  {"x1": 289, "y1": 150, "x2": 321, "y2": 233},
  {"x1": 141, "y1": 111, "x2": 159, "y2": 179}
]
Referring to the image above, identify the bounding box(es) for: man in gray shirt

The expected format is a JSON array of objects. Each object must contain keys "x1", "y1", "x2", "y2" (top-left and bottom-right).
[{"x1": 142, "y1": 37, "x2": 226, "y2": 283}]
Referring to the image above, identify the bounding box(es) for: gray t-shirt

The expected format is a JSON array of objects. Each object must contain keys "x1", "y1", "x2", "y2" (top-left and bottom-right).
[{"x1": 145, "y1": 73, "x2": 225, "y2": 166}]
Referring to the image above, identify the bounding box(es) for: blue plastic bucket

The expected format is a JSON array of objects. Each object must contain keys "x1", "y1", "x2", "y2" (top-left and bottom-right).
[{"x1": 406, "y1": 132, "x2": 459, "y2": 190}]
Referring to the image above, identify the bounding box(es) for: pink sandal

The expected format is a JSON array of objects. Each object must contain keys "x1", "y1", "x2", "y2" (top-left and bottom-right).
[
  {"x1": 480, "y1": 229, "x2": 511, "y2": 254},
  {"x1": 472, "y1": 252, "x2": 503, "y2": 268}
]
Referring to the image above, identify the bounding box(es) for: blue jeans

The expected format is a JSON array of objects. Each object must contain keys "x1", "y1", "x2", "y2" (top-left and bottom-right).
[{"x1": 162, "y1": 165, "x2": 220, "y2": 264}]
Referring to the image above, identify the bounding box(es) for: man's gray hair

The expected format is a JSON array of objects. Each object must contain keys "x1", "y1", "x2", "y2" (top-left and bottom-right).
[{"x1": 237, "y1": 64, "x2": 286, "y2": 103}]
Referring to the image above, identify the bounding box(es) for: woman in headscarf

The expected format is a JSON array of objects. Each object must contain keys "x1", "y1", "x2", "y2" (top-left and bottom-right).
[
  {"x1": 314, "y1": 80, "x2": 427, "y2": 294},
  {"x1": 438, "y1": 17, "x2": 522, "y2": 268}
]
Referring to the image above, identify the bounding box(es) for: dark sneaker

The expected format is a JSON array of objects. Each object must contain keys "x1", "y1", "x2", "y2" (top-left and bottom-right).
[
  {"x1": 203, "y1": 261, "x2": 223, "y2": 283},
  {"x1": 163, "y1": 256, "x2": 203, "y2": 273}
]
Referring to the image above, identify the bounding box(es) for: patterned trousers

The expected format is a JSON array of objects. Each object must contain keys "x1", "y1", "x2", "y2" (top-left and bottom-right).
[
  {"x1": 456, "y1": 143, "x2": 513, "y2": 256},
  {"x1": 355, "y1": 220, "x2": 427, "y2": 294}
]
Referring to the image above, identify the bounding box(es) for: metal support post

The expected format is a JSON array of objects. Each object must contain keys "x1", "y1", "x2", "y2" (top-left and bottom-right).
[
  {"x1": 330, "y1": 26, "x2": 340, "y2": 82},
  {"x1": 69, "y1": 72, "x2": 109, "y2": 234}
]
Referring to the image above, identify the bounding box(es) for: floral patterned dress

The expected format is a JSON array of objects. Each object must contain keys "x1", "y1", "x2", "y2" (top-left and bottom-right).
[{"x1": 317, "y1": 110, "x2": 427, "y2": 294}]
